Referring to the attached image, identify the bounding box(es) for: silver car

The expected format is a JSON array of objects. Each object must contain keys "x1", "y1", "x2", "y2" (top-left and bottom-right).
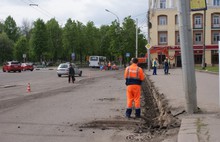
[{"x1": 57, "y1": 63, "x2": 82, "y2": 77}]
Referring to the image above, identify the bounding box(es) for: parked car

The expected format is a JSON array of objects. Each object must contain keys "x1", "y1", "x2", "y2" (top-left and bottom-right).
[
  {"x1": 57, "y1": 63, "x2": 82, "y2": 77},
  {"x1": 2, "y1": 61, "x2": 22, "y2": 72},
  {"x1": 21, "y1": 63, "x2": 34, "y2": 71}
]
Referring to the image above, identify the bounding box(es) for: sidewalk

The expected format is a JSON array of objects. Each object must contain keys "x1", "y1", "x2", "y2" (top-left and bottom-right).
[{"x1": 145, "y1": 68, "x2": 220, "y2": 142}]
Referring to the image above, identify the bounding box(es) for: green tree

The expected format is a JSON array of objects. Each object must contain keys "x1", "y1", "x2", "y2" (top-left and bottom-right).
[
  {"x1": 0, "y1": 32, "x2": 13, "y2": 63},
  {"x1": 4, "y1": 16, "x2": 20, "y2": 42},
  {"x1": 21, "y1": 19, "x2": 33, "y2": 40},
  {"x1": 0, "y1": 21, "x2": 4, "y2": 33},
  {"x1": 14, "y1": 36, "x2": 28, "y2": 62},
  {"x1": 46, "y1": 18, "x2": 62, "y2": 62},
  {"x1": 30, "y1": 19, "x2": 48, "y2": 62},
  {"x1": 84, "y1": 21, "x2": 99, "y2": 56},
  {"x1": 75, "y1": 21, "x2": 86, "y2": 64},
  {"x1": 99, "y1": 25, "x2": 111, "y2": 57},
  {"x1": 62, "y1": 19, "x2": 77, "y2": 61}
]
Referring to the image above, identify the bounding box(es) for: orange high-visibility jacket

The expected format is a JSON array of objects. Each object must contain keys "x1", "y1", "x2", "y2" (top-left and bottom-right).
[{"x1": 124, "y1": 63, "x2": 145, "y2": 85}]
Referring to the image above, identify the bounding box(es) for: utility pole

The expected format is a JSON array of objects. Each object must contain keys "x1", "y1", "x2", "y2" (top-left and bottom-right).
[
  {"x1": 177, "y1": 0, "x2": 197, "y2": 114},
  {"x1": 147, "y1": 5, "x2": 151, "y2": 71},
  {"x1": 136, "y1": 18, "x2": 138, "y2": 58},
  {"x1": 202, "y1": 10, "x2": 206, "y2": 69}
]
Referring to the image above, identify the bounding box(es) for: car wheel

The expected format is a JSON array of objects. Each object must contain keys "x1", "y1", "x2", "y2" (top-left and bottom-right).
[
  {"x1": 79, "y1": 71, "x2": 82, "y2": 76},
  {"x1": 3, "y1": 69, "x2": 6, "y2": 72},
  {"x1": 58, "y1": 74, "x2": 61, "y2": 77},
  {"x1": 19, "y1": 70, "x2": 21, "y2": 72}
]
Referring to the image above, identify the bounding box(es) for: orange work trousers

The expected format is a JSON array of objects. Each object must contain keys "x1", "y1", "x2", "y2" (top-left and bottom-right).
[{"x1": 126, "y1": 85, "x2": 141, "y2": 109}]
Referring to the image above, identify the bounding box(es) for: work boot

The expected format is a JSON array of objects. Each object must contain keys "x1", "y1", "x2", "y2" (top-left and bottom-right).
[
  {"x1": 135, "y1": 109, "x2": 141, "y2": 118},
  {"x1": 125, "y1": 108, "x2": 132, "y2": 118}
]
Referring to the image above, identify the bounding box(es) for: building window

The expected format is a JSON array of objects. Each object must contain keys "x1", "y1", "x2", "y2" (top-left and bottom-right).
[
  {"x1": 212, "y1": 31, "x2": 220, "y2": 44},
  {"x1": 160, "y1": 0, "x2": 166, "y2": 8},
  {"x1": 193, "y1": 14, "x2": 203, "y2": 28},
  {"x1": 158, "y1": 15, "x2": 167, "y2": 25},
  {"x1": 175, "y1": 31, "x2": 180, "y2": 45},
  {"x1": 194, "y1": 55, "x2": 202, "y2": 64},
  {"x1": 212, "y1": 50, "x2": 219, "y2": 64},
  {"x1": 158, "y1": 32, "x2": 167, "y2": 45},
  {"x1": 212, "y1": 14, "x2": 220, "y2": 28},
  {"x1": 175, "y1": 15, "x2": 179, "y2": 25},
  {"x1": 213, "y1": 0, "x2": 220, "y2": 6},
  {"x1": 194, "y1": 31, "x2": 203, "y2": 44}
]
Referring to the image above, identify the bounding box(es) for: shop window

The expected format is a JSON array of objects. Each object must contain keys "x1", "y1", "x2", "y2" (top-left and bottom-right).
[
  {"x1": 212, "y1": 50, "x2": 219, "y2": 64},
  {"x1": 194, "y1": 55, "x2": 202, "y2": 64}
]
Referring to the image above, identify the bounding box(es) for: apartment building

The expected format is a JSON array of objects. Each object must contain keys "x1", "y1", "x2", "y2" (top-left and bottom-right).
[{"x1": 148, "y1": 0, "x2": 220, "y2": 67}]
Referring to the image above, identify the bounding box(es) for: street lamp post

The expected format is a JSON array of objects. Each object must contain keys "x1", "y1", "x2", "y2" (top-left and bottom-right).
[
  {"x1": 105, "y1": 9, "x2": 120, "y2": 25},
  {"x1": 105, "y1": 9, "x2": 122, "y2": 67}
]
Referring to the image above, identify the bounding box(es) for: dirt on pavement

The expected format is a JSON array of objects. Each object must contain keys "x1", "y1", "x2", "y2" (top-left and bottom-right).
[{"x1": 78, "y1": 74, "x2": 181, "y2": 142}]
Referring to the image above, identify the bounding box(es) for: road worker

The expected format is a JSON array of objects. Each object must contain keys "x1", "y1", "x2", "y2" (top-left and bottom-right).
[
  {"x1": 152, "y1": 58, "x2": 158, "y2": 75},
  {"x1": 107, "y1": 61, "x2": 111, "y2": 70},
  {"x1": 124, "y1": 57, "x2": 145, "y2": 118}
]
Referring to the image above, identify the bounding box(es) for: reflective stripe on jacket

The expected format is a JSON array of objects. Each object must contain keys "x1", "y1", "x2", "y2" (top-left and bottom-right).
[{"x1": 124, "y1": 63, "x2": 145, "y2": 86}]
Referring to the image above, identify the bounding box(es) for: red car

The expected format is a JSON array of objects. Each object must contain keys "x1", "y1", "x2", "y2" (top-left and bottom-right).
[
  {"x1": 2, "y1": 61, "x2": 22, "y2": 72},
  {"x1": 21, "y1": 63, "x2": 34, "y2": 71}
]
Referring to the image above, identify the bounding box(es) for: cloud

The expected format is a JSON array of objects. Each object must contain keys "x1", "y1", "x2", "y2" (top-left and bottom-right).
[{"x1": 0, "y1": 0, "x2": 148, "y2": 28}]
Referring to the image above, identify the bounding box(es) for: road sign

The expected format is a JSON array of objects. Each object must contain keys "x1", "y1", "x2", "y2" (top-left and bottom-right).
[
  {"x1": 145, "y1": 44, "x2": 151, "y2": 49},
  {"x1": 71, "y1": 53, "x2": 75, "y2": 60},
  {"x1": 126, "y1": 53, "x2": 130, "y2": 57}
]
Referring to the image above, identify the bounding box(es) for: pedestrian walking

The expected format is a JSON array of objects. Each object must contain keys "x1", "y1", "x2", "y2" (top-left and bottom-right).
[
  {"x1": 164, "y1": 59, "x2": 169, "y2": 75},
  {"x1": 152, "y1": 58, "x2": 158, "y2": 75},
  {"x1": 124, "y1": 58, "x2": 145, "y2": 118},
  {"x1": 68, "y1": 63, "x2": 75, "y2": 83}
]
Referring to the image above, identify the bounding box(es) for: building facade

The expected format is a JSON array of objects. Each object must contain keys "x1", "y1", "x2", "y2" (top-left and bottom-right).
[{"x1": 148, "y1": 0, "x2": 220, "y2": 67}]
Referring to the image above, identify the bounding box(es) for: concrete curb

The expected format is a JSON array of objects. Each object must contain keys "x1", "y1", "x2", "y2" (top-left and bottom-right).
[{"x1": 178, "y1": 118, "x2": 198, "y2": 142}]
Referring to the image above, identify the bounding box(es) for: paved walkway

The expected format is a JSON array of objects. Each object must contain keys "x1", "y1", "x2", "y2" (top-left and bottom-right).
[{"x1": 145, "y1": 68, "x2": 220, "y2": 142}]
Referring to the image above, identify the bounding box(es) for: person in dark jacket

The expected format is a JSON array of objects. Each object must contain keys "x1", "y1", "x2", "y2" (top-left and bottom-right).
[
  {"x1": 68, "y1": 63, "x2": 75, "y2": 83},
  {"x1": 164, "y1": 59, "x2": 169, "y2": 75}
]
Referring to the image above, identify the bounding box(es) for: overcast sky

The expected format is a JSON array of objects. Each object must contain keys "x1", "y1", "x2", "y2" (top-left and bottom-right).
[{"x1": 0, "y1": 0, "x2": 148, "y2": 34}]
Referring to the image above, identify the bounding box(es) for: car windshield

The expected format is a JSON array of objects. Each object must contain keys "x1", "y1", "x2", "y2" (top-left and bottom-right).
[
  {"x1": 59, "y1": 64, "x2": 68, "y2": 68},
  {"x1": 11, "y1": 61, "x2": 20, "y2": 65}
]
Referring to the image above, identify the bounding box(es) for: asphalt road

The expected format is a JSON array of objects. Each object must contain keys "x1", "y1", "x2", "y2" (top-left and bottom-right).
[{"x1": 0, "y1": 68, "x2": 142, "y2": 142}]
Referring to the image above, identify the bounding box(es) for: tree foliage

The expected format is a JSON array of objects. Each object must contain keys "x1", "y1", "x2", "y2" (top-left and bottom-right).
[
  {"x1": 4, "y1": 16, "x2": 19, "y2": 42},
  {"x1": 0, "y1": 15, "x2": 147, "y2": 65},
  {"x1": 14, "y1": 36, "x2": 28, "y2": 61},
  {"x1": 30, "y1": 19, "x2": 48, "y2": 61},
  {"x1": 0, "y1": 32, "x2": 13, "y2": 63},
  {"x1": 46, "y1": 18, "x2": 62, "y2": 61}
]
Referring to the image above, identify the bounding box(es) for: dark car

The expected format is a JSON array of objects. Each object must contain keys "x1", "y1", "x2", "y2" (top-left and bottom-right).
[
  {"x1": 21, "y1": 63, "x2": 34, "y2": 71},
  {"x1": 2, "y1": 61, "x2": 22, "y2": 72}
]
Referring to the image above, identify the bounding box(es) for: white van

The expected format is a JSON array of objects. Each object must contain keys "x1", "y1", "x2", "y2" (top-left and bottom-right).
[{"x1": 89, "y1": 56, "x2": 106, "y2": 68}]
